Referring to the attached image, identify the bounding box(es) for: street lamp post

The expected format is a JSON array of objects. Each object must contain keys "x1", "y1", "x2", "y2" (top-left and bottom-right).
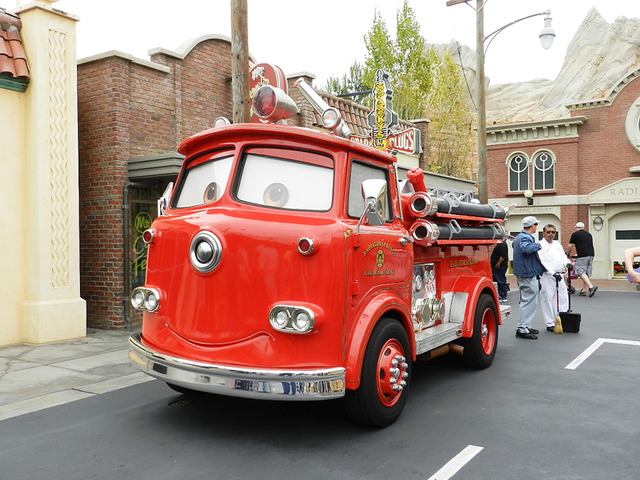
[{"x1": 446, "y1": 1, "x2": 555, "y2": 203}]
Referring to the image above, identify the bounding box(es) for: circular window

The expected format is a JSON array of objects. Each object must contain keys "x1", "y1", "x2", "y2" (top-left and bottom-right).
[{"x1": 624, "y1": 96, "x2": 640, "y2": 153}]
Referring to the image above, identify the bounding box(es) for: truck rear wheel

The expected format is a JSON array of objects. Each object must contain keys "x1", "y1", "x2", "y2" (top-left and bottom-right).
[
  {"x1": 344, "y1": 318, "x2": 411, "y2": 427},
  {"x1": 460, "y1": 293, "x2": 498, "y2": 369}
]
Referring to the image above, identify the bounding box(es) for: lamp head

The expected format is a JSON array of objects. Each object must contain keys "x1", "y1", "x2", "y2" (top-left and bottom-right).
[
  {"x1": 539, "y1": 14, "x2": 555, "y2": 50},
  {"x1": 524, "y1": 189, "x2": 534, "y2": 205}
]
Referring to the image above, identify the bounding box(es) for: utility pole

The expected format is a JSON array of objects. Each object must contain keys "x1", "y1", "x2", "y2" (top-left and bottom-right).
[
  {"x1": 475, "y1": 0, "x2": 487, "y2": 204},
  {"x1": 231, "y1": 0, "x2": 249, "y2": 123}
]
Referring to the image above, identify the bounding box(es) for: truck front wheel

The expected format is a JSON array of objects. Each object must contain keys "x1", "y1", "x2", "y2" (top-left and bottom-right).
[
  {"x1": 344, "y1": 318, "x2": 411, "y2": 427},
  {"x1": 460, "y1": 293, "x2": 498, "y2": 369}
]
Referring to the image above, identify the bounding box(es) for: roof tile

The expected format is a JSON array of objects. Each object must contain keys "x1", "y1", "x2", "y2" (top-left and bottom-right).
[
  {"x1": 315, "y1": 90, "x2": 373, "y2": 136},
  {"x1": 0, "y1": 7, "x2": 29, "y2": 81}
]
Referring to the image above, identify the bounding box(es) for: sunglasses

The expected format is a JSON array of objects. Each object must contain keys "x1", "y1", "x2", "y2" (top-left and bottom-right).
[{"x1": 544, "y1": 230, "x2": 556, "y2": 234}]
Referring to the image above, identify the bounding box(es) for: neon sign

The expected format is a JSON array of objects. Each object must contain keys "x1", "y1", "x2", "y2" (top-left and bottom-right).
[
  {"x1": 358, "y1": 70, "x2": 421, "y2": 155},
  {"x1": 132, "y1": 211, "x2": 153, "y2": 280},
  {"x1": 367, "y1": 70, "x2": 398, "y2": 150}
]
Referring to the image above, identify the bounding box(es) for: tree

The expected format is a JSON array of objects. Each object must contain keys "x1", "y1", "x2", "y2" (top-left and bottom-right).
[
  {"x1": 324, "y1": 61, "x2": 368, "y2": 98},
  {"x1": 424, "y1": 47, "x2": 474, "y2": 179},
  {"x1": 325, "y1": 0, "x2": 475, "y2": 180},
  {"x1": 362, "y1": 2, "x2": 431, "y2": 120}
]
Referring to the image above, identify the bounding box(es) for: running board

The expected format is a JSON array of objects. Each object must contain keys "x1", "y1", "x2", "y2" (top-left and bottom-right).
[{"x1": 414, "y1": 322, "x2": 463, "y2": 356}]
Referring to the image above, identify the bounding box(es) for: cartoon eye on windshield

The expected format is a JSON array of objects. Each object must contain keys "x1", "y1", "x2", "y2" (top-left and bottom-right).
[
  {"x1": 203, "y1": 182, "x2": 219, "y2": 204},
  {"x1": 263, "y1": 183, "x2": 289, "y2": 207},
  {"x1": 237, "y1": 151, "x2": 333, "y2": 211},
  {"x1": 174, "y1": 154, "x2": 233, "y2": 208}
]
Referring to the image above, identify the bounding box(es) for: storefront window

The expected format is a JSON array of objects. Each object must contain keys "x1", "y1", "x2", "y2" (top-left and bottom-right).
[{"x1": 130, "y1": 186, "x2": 163, "y2": 289}]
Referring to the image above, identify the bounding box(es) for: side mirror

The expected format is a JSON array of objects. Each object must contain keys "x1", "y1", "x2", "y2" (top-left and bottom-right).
[
  {"x1": 357, "y1": 179, "x2": 387, "y2": 232},
  {"x1": 157, "y1": 182, "x2": 173, "y2": 216}
]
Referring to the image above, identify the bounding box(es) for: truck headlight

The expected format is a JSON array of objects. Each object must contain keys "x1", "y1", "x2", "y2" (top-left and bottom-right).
[
  {"x1": 132, "y1": 289, "x2": 145, "y2": 309},
  {"x1": 292, "y1": 311, "x2": 313, "y2": 332},
  {"x1": 269, "y1": 306, "x2": 315, "y2": 334},
  {"x1": 131, "y1": 287, "x2": 161, "y2": 312},
  {"x1": 273, "y1": 310, "x2": 289, "y2": 329},
  {"x1": 190, "y1": 231, "x2": 222, "y2": 273}
]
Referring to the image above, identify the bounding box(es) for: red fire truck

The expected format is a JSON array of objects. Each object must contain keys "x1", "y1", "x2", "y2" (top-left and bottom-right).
[{"x1": 129, "y1": 80, "x2": 511, "y2": 427}]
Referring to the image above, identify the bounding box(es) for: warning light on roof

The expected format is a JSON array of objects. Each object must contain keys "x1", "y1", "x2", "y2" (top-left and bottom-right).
[{"x1": 252, "y1": 85, "x2": 298, "y2": 123}]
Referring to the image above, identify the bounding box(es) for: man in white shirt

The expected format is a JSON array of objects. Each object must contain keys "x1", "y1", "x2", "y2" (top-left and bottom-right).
[{"x1": 538, "y1": 224, "x2": 571, "y2": 332}]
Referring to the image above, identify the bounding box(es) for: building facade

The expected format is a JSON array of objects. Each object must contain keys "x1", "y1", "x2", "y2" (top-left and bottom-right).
[{"x1": 487, "y1": 69, "x2": 640, "y2": 280}]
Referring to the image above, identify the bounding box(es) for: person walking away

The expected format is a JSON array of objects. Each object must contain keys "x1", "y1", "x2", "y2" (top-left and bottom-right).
[
  {"x1": 491, "y1": 240, "x2": 509, "y2": 302},
  {"x1": 567, "y1": 222, "x2": 597, "y2": 297},
  {"x1": 624, "y1": 246, "x2": 640, "y2": 284},
  {"x1": 512, "y1": 216, "x2": 546, "y2": 339},
  {"x1": 538, "y1": 224, "x2": 571, "y2": 332}
]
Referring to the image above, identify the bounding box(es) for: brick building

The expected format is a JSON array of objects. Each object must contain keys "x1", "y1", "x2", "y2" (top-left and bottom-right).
[
  {"x1": 486, "y1": 68, "x2": 640, "y2": 280},
  {"x1": 77, "y1": 35, "x2": 237, "y2": 330},
  {"x1": 77, "y1": 35, "x2": 452, "y2": 330}
]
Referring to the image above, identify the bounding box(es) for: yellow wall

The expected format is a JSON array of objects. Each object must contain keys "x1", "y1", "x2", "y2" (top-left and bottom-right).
[
  {"x1": 0, "y1": 90, "x2": 27, "y2": 344},
  {"x1": 0, "y1": 1, "x2": 86, "y2": 346}
]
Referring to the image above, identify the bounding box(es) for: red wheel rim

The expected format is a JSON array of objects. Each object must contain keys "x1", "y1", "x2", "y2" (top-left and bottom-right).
[
  {"x1": 481, "y1": 307, "x2": 497, "y2": 355},
  {"x1": 376, "y1": 339, "x2": 408, "y2": 407}
]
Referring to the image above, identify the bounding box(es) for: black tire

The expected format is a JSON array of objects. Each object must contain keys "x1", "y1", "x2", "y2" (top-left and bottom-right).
[
  {"x1": 344, "y1": 318, "x2": 411, "y2": 427},
  {"x1": 459, "y1": 293, "x2": 498, "y2": 369}
]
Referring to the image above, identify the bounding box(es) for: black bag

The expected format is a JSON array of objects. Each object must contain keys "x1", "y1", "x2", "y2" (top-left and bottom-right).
[{"x1": 560, "y1": 278, "x2": 581, "y2": 333}]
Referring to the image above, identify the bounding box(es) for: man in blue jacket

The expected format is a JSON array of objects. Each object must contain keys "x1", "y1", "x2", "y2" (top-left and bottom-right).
[{"x1": 512, "y1": 216, "x2": 546, "y2": 339}]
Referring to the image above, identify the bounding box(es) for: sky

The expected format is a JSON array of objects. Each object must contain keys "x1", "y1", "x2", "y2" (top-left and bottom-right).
[{"x1": 38, "y1": 0, "x2": 640, "y2": 88}]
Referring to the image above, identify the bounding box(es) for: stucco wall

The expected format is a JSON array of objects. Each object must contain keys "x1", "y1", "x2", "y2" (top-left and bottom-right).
[
  {"x1": 0, "y1": 89, "x2": 27, "y2": 344},
  {"x1": 0, "y1": 2, "x2": 86, "y2": 346}
]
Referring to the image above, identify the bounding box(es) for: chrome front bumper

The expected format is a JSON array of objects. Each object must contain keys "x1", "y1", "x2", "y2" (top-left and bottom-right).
[{"x1": 128, "y1": 334, "x2": 346, "y2": 400}]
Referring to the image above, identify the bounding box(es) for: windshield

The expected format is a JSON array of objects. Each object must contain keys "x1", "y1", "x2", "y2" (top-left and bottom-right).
[
  {"x1": 174, "y1": 153, "x2": 233, "y2": 208},
  {"x1": 236, "y1": 148, "x2": 333, "y2": 211}
]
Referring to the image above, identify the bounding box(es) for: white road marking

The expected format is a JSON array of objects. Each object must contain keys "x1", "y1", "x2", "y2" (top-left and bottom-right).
[
  {"x1": 565, "y1": 338, "x2": 640, "y2": 370},
  {"x1": 427, "y1": 445, "x2": 483, "y2": 480}
]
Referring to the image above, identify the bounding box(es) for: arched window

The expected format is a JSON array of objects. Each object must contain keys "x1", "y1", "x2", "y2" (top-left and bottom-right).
[
  {"x1": 533, "y1": 150, "x2": 555, "y2": 190},
  {"x1": 507, "y1": 152, "x2": 529, "y2": 192},
  {"x1": 624, "y1": 94, "x2": 640, "y2": 154}
]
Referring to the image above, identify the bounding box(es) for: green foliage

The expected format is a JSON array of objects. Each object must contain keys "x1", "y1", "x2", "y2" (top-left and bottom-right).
[
  {"x1": 362, "y1": 2, "x2": 431, "y2": 120},
  {"x1": 325, "y1": 0, "x2": 475, "y2": 180},
  {"x1": 324, "y1": 61, "x2": 368, "y2": 98},
  {"x1": 425, "y1": 48, "x2": 474, "y2": 179}
]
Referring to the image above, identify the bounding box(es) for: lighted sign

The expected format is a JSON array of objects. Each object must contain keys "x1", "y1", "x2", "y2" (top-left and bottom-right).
[
  {"x1": 350, "y1": 128, "x2": 421, "y2": 155},
  {"x1": 359, "y1": 70, "x2": 421, "y2": 155},
  {"x1": 367, "y1": 70, "x2": 398, "y2": 150},
  {"x1": 249, "y1": 63, "x2": 287, "y2": 123}
]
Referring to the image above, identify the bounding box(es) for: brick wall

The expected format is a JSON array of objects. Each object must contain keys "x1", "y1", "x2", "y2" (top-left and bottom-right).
[
  {"x1": 487, "y1": 137, "x2": 580, "y2": 200},
  {"x1": 78, "y1": 57, "x2": 131, "y2": 329},
  {"x1": 572, "y1": 78, "x2": 640, "y2": 195},
  {"x1": 78, "y1": 38, "x2": 234, "y2": 329}
]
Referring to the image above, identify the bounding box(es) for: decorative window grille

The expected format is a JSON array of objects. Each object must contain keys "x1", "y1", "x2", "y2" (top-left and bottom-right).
[
  {"x1": 507, "y1": 153, "x2": 529, "y2": 192},
  {"x1": 533, "y1": 150, "x2": 555, "y2": 190}
]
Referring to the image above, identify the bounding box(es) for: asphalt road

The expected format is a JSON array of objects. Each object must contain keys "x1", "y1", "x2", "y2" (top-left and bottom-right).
[{"x1": 2, "y1": 290, "x2": 639, "y2": 480}]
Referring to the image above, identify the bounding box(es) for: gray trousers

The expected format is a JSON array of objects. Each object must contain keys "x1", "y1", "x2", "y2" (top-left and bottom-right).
[{"x1": 516, "y1": 276, "x2": 539, "y2": 333}]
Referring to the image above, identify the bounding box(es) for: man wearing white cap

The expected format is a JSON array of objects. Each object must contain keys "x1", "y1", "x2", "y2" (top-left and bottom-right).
[
  {"x1": 512, "y1": 216, "x2": 546, "y2": 339},
  {"x1": 567, "y1": 222, "x2": 597, "y2": 297}
]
